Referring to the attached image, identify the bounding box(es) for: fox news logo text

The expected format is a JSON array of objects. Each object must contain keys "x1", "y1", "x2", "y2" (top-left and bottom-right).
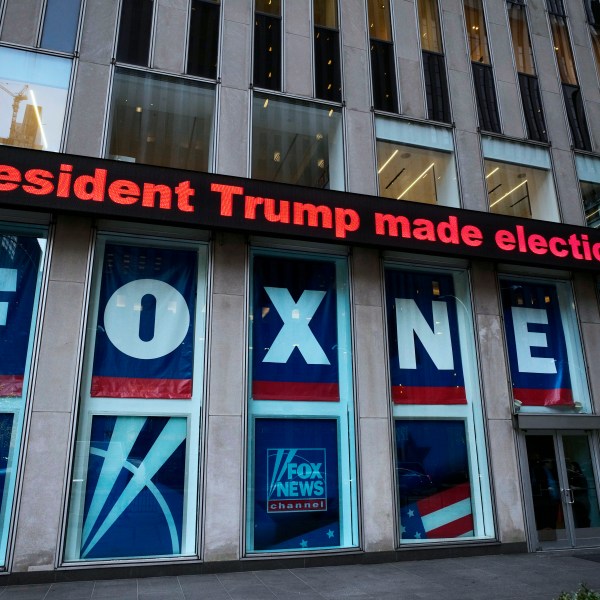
[{"x1": 267, "y1": 448, "x2": 327, "y2": 513}]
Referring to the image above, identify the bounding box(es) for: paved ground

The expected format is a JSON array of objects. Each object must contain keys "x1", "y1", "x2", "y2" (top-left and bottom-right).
[{"x1": 2, "y1": 552, "x2": 600, "y2": 599}]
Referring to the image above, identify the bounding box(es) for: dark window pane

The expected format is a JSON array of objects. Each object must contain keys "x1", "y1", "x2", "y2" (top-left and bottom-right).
[
  {"x1": 546, "y1": 0, "x2": 566, "y2": 17},
  {"x1": 254, "y1": 13, "x2": 281, "y2": 90},
  {"x1": 116, "y1": 0, "x2": 153, "y2": 66},
  {"x1": 187, "y1": 0, "x2": 220, "y2": 78},
  {"x1": 584, "y1": 0, "x2": 600, "y2": 25},
  {"x1": 371, "y1": 39, "x2": 397, "y2": 112},
  {"x1": 472, "y1": 62, "x2": 501, "y2": 133},
  {"x1": 518, "y1": 73, "x2": 547, "y2": 142},
  {"x1": 423, "y1": 51, "x2": 450, "y2": 123},
  {"x1": 314, "y1": 27, "x2": 341, "y2": 102},
  {"x1": 563, "y1": 83, "x2": 592, "y2": 151},
  {"x1": 41, "y1": 0, "x2": 82, "y2": 53}
]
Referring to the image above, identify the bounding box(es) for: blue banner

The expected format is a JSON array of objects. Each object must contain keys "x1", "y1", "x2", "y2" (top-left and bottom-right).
[
  {"x1": 80, "y1": 415, "x2": 187, "y2": 559},
  {"x1": 252, "y1": 418, "x2": 340, "y2": 551},
  {"x1": 385, "y1": 269, "x2": 466, "y2": 404},
  {"x1": 252, "y1": 256, "x2": 339, "y2": 401},
  {"x1": 0, "y1": 235, "x2": 42, "y2": 397},
  {"x1": 396, "y1": 420, "x2": 473, "y2": 540},
  {"x1": 91, "y1": 244, "x2": 197, "y2": 398},
  {"x1": 500, "y1": 279, "x2": 573, "y2": 406}
]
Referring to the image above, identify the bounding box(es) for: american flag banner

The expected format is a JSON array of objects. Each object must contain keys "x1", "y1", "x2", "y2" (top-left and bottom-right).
[
  {"x1": 400, "y1": 483, "x2": 474, "y2": 540},
  {"x1": 395, "y1": 419, "x2": 475, "y2": 541}
]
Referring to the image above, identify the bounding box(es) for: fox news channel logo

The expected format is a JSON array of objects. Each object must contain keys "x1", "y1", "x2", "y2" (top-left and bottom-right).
[{"x1": 267, "y1": 448, "x2": 327, "y2": 513}]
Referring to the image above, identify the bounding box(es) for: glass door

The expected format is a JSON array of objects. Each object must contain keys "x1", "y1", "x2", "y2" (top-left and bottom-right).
[{"x1": 525, "y1": 433, "x2": 600, "y2": 550}]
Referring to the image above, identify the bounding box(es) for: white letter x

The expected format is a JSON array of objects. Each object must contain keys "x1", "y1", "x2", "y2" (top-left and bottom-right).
[{"x1": 263, "y1": 287, "x2": 330, "y2": 365}]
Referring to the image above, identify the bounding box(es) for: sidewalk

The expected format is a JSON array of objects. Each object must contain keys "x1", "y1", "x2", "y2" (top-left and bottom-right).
[{"x1": 2, "y1": 551, "x2": 600, "y2": 599}]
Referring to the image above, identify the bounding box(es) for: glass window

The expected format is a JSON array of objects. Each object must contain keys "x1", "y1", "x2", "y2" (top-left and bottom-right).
[
  {"x1": 545, "y1": 5, "x2": 591, "y2": 151},
  {"x1": 367, "y1": 0, "x2": 392, "y2": 41},
  {"x1": 508, "y1": 3, "x2": 535, "y2": 76},
  {"x1": 464, "y1": 0, "x2": 490, "y2": 64},
  {"x1": 254, "y1": 0, "x2": 281, "y2": 91},
  {"x1": 367, "y1": 0, "x2": 397, "y2": 112},
  {"x1": 418, "y1": 0, "x2": 442, "y2": 53},
  {"x1": 418, "y1": 0, "x2": 450, "y2": 123},
  {"x1": 0, "y1": 226, "x2": 46, "y2": 566},
  {"x1": 106, "y1": 68, "x2": 215, "y2": 171},
  {"x1": 463, "y1": 0, "x2": 501, "y2": 133},
  {"x1": 575, "y1": 154, "x2": 600, "y2": 228},
  {"x1": 116, "y1": 0, "x2": 154, "y2": 66},
  {"x1": 499, "y1": 276, "x2": 591, "y2": 414},
  {"x1": 252, "y1": 93, "x2": 344, "y2": 190},
  {"x1": 246, "y1": 249, "x2": 358, "y2": 553},
  {"x1": 384, "y1": 265, "x2": 494, "y2": 543},
  {"x1": 0, "y1": 48, "x2": 71, "y2": 152},
  {"x1": 482, "y1": 136, "x2": 558, "y2": 221},
  {"x1": 187, "y1": 0, "x2": 220, "y2": 79},
  {"x1": 314, "y1": 0, "x2": 341, "y2": 102},
  {"x1": 65, "y1": 237, "x2": 208, "y2": 561},
  {"x1": 590, "y1": 27, "x2": 600, "y2": 77},
  {"x1": 41, "y1": 0, "x2": 82, "y2": 53},
  {"x1": 550, "y1": 15, "x2": 577, "y2": 85},
  {"x1": 507, "y1": 2, "x2": 547, "y2": 143},
  {"x1": 375, "y1": 117, "x2": 459, "y2": 207},
  {"x1": 314, "y1": 0, "x2": 337, "y2": 28}
]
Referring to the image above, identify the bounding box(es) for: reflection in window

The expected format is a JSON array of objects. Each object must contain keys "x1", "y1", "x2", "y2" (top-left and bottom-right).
[
  {"x1": 376, "y1": 118, "x2": 459, "y2": 207},
  {"x1": 507, "y1": 2, "x2": 547, "y2": 142},
  {"x1": 545, "y1": 0, "x2": 591, "y2": 150},
  {"x1": 418, "y1": 0, "x2": 450, "y2": 123},
  {"x1": 463, "y1": 0, "x2": 500, "y2": 133},
  {"x1": 482, "y1": 137, "x2": 558, "y2": 221},
  {"x1": 418, "y1": 0, "x2": 442, "y2": 53},
  {"x1": 464, "y1": 0, "x2": 490, "y2": 64},
  {"x1": 252, "y1": 93, "x2": 344, "y2": 190},
  {"x1": 384, "y1": 264, "x2": 494, "y2": 543},
  {"x1": 116, "y1": 0, "x2": 154, "y2": 66},
  {"x1": 367, "y1": 0, "x2": 397, "y2": 112},
  {"x1": 187, "y1": 0, "x2": 220, "y2": 79},
  {"x1": 575, "y1": 154, "x2": 600, "y2": 228},
  {"x1": 254, "y1": 0, "x2": 281, "y2": 91},
  {"x1": 106, "y1": 69, "x2": 215, "y2": 171},
  {"x1": 549, "y1": 15, "x2": 577, "y2": 85},
  {"x1": 41, "y1": 0, "x2": 82, "y2": 53},
  {"x1": 0, "y1": 48, "x2": 71, "y2": 152},
  {"x1": 314, "y1": 0, "x2": 341, "y2": 102}
]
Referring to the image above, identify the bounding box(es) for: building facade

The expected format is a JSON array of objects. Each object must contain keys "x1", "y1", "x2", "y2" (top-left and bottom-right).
[{"x1": 0, "y1": 0, "x2": 600, "y2": 581}]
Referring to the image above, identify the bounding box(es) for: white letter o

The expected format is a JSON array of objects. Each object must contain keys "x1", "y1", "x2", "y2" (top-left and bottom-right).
[{"x1": 104, "y1": 279, "x2": 190, "y2": 360}]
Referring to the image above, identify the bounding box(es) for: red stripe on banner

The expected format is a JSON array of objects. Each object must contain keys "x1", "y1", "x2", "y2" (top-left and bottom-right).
[
  {"x1": 0, "y1": 375, "x2": 23, "y2": 397},
  {"x1": 91, "y1": 376, "x2": 192, "y2": 399},
  {"x1": 417, "y1": 482, "x2": 471, "y2": 517},
  {"x1": 513, "y1": 388, "x2": 574, "y2": 407},
  {"x1": 427, "y1": 513, "x2": 474, "y2": 539},
  {"x1": 392, "y1": 386, "x2": 467, "y2": 405},
  {"x1": 252, "y1": 381, "x2": 340, "y2": 401}
]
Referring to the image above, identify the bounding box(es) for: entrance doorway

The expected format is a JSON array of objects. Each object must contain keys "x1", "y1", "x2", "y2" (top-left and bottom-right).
[{"x1": 524, "y1": 433, "x2": 600, "y2": 550}]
